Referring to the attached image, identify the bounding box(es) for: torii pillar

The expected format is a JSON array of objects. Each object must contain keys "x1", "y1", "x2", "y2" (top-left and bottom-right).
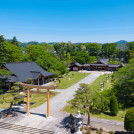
[
  {"x1": 47, "y1": 89, "x2": 50, "y2": 117},
  {"x1": 20, "y1": 83, "x2": 57, "y2": 117},
  {"x1": 27, "y1": 88, "x2": 30, "y2": 115}
]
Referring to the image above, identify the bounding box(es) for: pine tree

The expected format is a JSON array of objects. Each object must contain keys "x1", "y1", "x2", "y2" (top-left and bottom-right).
[
  {"x1": 110, "y1": 95, "x2": 118, "y2": 116},
  {"x1": 11, "y1": 36, "x2": 19, "y2": 47},
  {"x1": 69, "y1": 83, "x2": 94, "y2": 125}
]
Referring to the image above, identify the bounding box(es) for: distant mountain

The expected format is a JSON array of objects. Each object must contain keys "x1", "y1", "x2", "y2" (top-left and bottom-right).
[
  {"x1": 115, "y1": 40, "x2": 128, "y2": 45},
  {"x1": 115, "y1": 40, "x2": 128, "y2": 50},
  {"x1": 7, "y1": 39, "x2": 130, "y2": 50}
]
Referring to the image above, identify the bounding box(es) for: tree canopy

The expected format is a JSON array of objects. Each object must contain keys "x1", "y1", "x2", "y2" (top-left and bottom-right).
[{"x1": 112, "y1": 58, "x2": 134, "y2": 107}]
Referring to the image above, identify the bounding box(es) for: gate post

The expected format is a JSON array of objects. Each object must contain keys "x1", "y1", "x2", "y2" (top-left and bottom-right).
[
  {"x1": 27, "y1": 88, "x2": 30, "y2": 115},
  {"x1": 47, "y1": 89, "x2": 50, "y2": 117}
]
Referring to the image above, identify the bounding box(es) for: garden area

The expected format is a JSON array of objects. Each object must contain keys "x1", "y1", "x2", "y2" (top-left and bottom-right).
[
  {"x1": 63, "y1": 74, "x2": 127, "y2": 122},
  {"x1": 56, "y1": 72, "x2": 89, "y2": 89},
  {"x1": 0, "y1": 90, "x2": 58, "y2": 109}
]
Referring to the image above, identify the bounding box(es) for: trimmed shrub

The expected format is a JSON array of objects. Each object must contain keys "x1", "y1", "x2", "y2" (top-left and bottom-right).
[
  {"x1": 124, "y1": 107, "x2": 134, "y2": 132},
  {"x1": 110, "y1": 96, "x2": 118, "y2": 116}
]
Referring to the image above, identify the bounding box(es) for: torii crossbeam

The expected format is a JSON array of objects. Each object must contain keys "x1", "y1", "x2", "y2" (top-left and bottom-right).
[{"x1": 20, "y1": 83, "x2": 57, "y2": 117}]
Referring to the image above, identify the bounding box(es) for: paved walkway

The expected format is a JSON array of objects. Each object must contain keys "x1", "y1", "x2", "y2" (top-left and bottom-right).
[{"x1": 30, "y1": 72, "x2": 102, "y2": 114}]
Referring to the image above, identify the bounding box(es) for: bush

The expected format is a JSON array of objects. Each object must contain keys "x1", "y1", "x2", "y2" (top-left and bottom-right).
[
  {"x1": 110, "y1": 96, "x2": 118, "y2": 116},
  {"x1": 86, "y1": 128, "x2": 91, "y2": 134},
  {"x1": 96, "y1": 130, "x2": 102, "y2": 134},
  {"x1": 109, "y1": 131, "x2": 114, "y2": 134},
  {"x1": 124, "y1": 107, "x2": 134, "y2": 132}
]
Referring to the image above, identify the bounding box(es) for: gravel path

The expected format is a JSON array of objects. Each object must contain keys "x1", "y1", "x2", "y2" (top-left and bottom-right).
[{"x1": 30, "y1": 72, "x2": 102, "y2": 114}]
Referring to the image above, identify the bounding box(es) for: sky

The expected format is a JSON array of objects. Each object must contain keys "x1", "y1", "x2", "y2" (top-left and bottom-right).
[{"x1": 0, "y1": 0, "x2": 134, "y2": 43}]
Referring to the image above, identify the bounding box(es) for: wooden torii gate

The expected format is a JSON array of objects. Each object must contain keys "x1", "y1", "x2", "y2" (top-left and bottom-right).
[{"x1": 20, "y1": 83, "x2": 57, "y2": 117}]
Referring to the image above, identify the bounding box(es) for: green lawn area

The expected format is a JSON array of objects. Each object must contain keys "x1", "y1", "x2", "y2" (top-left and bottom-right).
[
  {"x1": 0, "y1": 91, "x2": 58, "y2": 109},
  {"x1": 63, "y1": 74, "x2": 127, "y2": 121},
  {"x1": 30, "y1": 91, "x2": 58, "y2": 108},
  {"x1": 89, "y1": 74, "x2": 112, "y2": 92},
  {"x1": 63, "y1": 104, "x2": 126, "y2": 122},
  {"x1": 56, "y1": 72, "x2": 90, "y2": 89}
]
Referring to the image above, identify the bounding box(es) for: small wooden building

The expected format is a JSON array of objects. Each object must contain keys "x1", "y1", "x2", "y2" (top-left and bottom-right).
[
  {"x1": 83, "y1": 58, "x2": 123, "y2": 71},
  {"x1": 69, "y1": 63, "x2": 82, "y2": 71},
  {"x1": 1, "y1": 61, "x2": 54, "y2": 90}
]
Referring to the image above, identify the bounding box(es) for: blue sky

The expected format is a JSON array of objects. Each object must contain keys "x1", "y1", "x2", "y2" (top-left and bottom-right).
[{"x1": 0, "y1": 0, "x2": 134, "y2": 43}]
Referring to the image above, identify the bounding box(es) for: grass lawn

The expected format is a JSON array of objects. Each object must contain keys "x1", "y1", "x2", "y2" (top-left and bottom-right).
[
  {"x1": 0, "y1": 91, "x2": 58, "y2": 109},
  {"x1": 56, "y1": 72, "x2": 90, "y2": 89},
  {"x1": 30, "y1": 91, "x2": 58, "y2": 108},
  {"x1": 63, "y1": 104, "x2": 126, "y2": 122},
  {"x1": 63, "y1": 74, "x2": 127, "y2": 121},
  {"x1": 89, "y1": 74, "x2": 112, "y2": 92}
]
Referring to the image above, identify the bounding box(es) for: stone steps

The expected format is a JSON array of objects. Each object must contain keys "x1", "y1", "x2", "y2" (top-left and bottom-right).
[{"x1": 0, "y1": 122, "x2": 54, "y2": 134}]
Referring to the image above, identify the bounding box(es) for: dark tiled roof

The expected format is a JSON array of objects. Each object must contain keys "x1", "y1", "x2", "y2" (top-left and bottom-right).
[
  {"x1": 90, "y1": 64, "x2": 108, "y2": 67},
  {"x1": 74, "y1": 63, "x2": 82, "y2": 67},
  {"x1": 108, "y1": 64, "x2": 120, "y2": 67},
  {"x1": 83, "y1": 64, "x2": 91, "y2": 67},
  {"x1": 30, "y1": 71, "x2": 41, "y2": 79},
  {"x1": 6, "y1": 76, "x2": 19, "y2": 83},
  {"x1": 70, "y1": 62, "x2": 82, "y2": 67},
  {"x1": 96, "y1": 58, "x2": 109, "y2": 64},
  {"x1": 3, "y1": 61, "x2": 54, "y2": 82}
]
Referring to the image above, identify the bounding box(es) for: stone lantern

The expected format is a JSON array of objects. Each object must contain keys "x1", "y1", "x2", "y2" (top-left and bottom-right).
[
  {"x1": 68, "y1": 73, "x2": 70, "y2": 80},
  {"x1": 111, "y1": 70, "x2": 113, "y2": 74},
  {"x1": 106, "y1": 75, "x2": 109, "y2": 83},
  {"x1": 100, "y1": 82, "x2": 104, "y2": 91},
  {"x1": 54, "y1": 78, "x2": 57, "y2": 86}
]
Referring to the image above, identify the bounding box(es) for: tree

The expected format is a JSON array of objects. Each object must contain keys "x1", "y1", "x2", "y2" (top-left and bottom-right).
[
  {"x1": 0, "y1": 35, "x2": 5, "y2": 42},
  {"x1": 0, "y1": 36, "x2": 23, "y2": 64},
  {"x1": 115, "y1": 48, "x2": 124, "y2": 61},
  {"x1": 76, "y1": 43, "x2": 87, "y2": 52},
  {"x1": 0, "y1": 69, "x2": 12, "y2": 89},
  {"x1": 54, "y1": 42, "x2": 76, "y2": 59},
  {"x1": 6, "y1": 42, "x2": 23, "y2": 62},
  {"x1": 11, "y1": 36, "x2": 19, "y2": 47},
  {"x1": 0, "y1": 82, "x2": 22, "y2": 114},
  {"x1": 86, "y1": 43, "x2": 101, "y2": 56},
  {"x1": 0, "y1": 38, "x2": 10, "y2": 64},
  {"x1": 124, "y1": 107, "x2": 134, "y2": 132},
  {"x1": 110, "y1": 96, "x2": 118, "y2": 116},
  {"x1": 93, "y1": 90, "x2": 110, "y2": 113},
  {"x1": 40, "y1": 43, "x2": 54, "y2": 53},
  {"x1": 25, "y1": 45, "x2": 67, "y2": 76},
  {"x1": 69, "y1": 83, "x2": 94, "y2": 125},
  {"x1": 112, "y1": 58, "x2": 134, "y2": 107},
  {"x1": 126, "y1": 42, "x2": 134, "y2": 50},
  {"x1": 25, "y1": 45, "x2": 47, "y2": 61},
  {"x1": 73, "y1": 51, "x2": 90, "y2": 64},
  {"x1": 101, "y1": 43, "x2": 117, "y2": 59}
]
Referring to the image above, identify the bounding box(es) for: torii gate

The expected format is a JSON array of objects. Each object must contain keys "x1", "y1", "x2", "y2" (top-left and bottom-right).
[{"x1": 20, "y1": 83, "x2": 57, "y2": 117}]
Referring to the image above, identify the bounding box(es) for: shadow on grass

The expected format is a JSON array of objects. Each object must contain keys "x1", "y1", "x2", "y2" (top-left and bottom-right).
[{"x1": 103, "y1": 111, "x2": 112, "y2": 116}]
